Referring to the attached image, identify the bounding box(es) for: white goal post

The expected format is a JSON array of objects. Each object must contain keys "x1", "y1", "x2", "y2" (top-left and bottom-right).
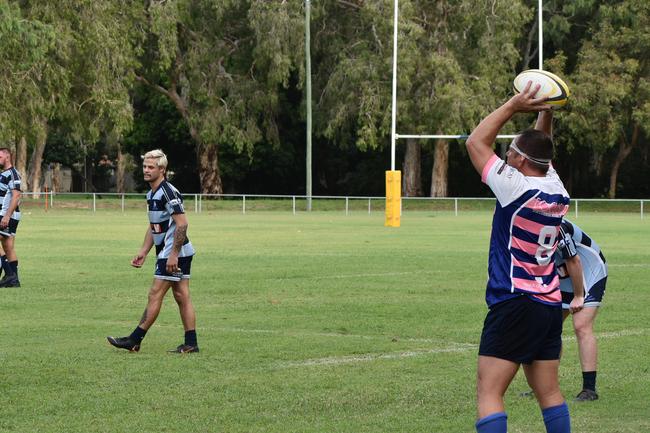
[{"x1": 386, "y1": 0, "x2": 544, "y2": 227}]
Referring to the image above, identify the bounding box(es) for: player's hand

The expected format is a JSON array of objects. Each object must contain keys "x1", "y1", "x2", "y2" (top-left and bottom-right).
[
  {"x1": 0, "y1": 216, "x2": 9, "y2": 229},
  {"x1": 508, "y1": 81, "x2": 552, "y2": 112},
  {"x1": 131, "y1": 254, "x2": 146, "y2": 268},
  {"x1": 166, "y1": 253, "x2": 179, "y2": 275},
  {"x1": 569, "y1": 296, "x2": 584, "y2": 314}
]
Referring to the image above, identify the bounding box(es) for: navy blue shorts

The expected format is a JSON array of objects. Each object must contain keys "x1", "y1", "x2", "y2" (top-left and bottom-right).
[
  {"x1": 154, "y1": 256, "x2": 193, "y2": 282},
  {"x1": 0, "y1": 218, "x2": 19, "y2": 236},
  {"x1": 562, "y1": 276, "x2": 607, "y2": 309},
  {"x1": 479, "y1": 295, "x2": 563, "y2": 364}
]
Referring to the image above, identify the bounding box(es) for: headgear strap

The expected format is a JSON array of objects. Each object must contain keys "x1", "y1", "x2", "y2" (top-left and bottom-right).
[{"x1": 509, "y1": 138, "x2": 551, "y2": 166}]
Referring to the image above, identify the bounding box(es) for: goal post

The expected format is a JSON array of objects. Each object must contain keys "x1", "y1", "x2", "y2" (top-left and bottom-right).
[{"x1": 385, "y1": 0, "x2": 544, "y2": 227}]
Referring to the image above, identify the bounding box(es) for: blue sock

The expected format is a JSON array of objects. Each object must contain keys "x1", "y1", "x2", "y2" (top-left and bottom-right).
[
  {"x1": 1, "y1": 255, "x2": 11, "y2": 276},
  {"x1": 476, "y1": 412, "x2": 507, "y2": 433},
  {"x1": 542, "y1": 402, "x2": 571, "y2": 433},
  {"x1": 130, "y1": 326, "x2": 147, "y2": 343},
  {"x1": 184, "y1": 329, "x2": 197, "y2": 346}
]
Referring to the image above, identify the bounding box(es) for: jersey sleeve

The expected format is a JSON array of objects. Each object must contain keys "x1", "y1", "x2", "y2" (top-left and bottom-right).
[
  {"x1": 557, "y1": 222, "x2": 578, "y2": 259},
  {"x1": 165, "y1": 190, "x2": 185, "y2": 215},
  {"x1": 9, "y1": 171, "x2": 21, "y2": 191},
  {"x1": 481, "y1": 155, "x2": 529, "y2": 207}
]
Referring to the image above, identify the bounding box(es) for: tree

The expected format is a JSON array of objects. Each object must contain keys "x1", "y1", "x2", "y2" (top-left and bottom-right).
[
  {"x1": 313, "y1": 1, "x2": 529, "y2": 197},
  {"x1": 136, "y1": 0, "x2": 304, "y2": 194},
  {"x1": 563, "y1": 0, "x2": 650, "y2": 198}
]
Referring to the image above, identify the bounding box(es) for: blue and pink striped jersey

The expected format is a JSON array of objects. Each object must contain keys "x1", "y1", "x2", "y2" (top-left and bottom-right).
[{"x1": 482, "y1": 155, "x2": 570, "y2": 307}]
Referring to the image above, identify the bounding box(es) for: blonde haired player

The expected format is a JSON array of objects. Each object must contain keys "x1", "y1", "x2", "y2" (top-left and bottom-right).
[{"x1": 107, "y1": 149, "x2": 199, "y2": 353}]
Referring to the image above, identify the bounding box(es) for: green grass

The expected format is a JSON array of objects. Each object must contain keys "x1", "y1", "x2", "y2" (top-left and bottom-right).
[{"x1": 0, "y1": 210, "x2": 648, "y2": 432}]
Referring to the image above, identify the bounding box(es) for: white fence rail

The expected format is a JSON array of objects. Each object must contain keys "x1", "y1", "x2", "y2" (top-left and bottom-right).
[{"x1": 21, "y1": 191, "x2": 649, "y2": 219}]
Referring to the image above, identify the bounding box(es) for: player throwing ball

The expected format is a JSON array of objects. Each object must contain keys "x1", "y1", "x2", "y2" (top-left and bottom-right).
[
  {"x1": 466, "y1": 82, "x2": 572, "y2": 433},
  {"x1": 108, "y1": 149, "x2": 199, "y2": 353}
]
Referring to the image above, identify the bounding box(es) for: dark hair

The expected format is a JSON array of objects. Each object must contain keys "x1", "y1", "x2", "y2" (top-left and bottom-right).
[{"x1": 516, "y1": 129, "x2": 553, "y2": 173}]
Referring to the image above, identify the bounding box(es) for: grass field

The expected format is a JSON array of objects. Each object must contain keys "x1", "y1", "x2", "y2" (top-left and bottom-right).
[{"x1": 1, "y1": 209, "x2": 648, "y2": 433}]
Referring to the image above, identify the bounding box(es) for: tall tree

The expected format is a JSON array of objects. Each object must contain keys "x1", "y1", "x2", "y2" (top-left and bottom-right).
[
  {"x1": 314, "y1": 1, "x2": 529, "y2": 197},
  {"x1": 563, "y1": 0, "x2": 650, "y2": 198},
  {"x1": 136, "y1": 0, "x2": 303, "y2": 194}
]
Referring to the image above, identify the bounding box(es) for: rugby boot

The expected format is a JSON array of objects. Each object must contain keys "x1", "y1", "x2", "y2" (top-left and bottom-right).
[
  {"x1": 168, "y1": 344, "x2": 200, "y2": 354},
  {"x1": 575, "y1": 389, "x2": 599, "y2": 402},
  {"x1": 0, "y1": 275, "x2": 20, "y2": 287},
  {"x1": 107, "y1": 336, "x2": 140, "y2": 352}
]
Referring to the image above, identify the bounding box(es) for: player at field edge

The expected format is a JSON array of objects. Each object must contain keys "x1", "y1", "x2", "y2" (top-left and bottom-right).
[
  {"x1": 107, "y1": 149, "x2": 199, "y2": 353},
  {"x1": 0, "y1": 147, "x2": 23, "y2": 288},
  {"x1": 466, "y1": 82, "x2": 572, "y2": 433},
  {"x1": 556, "y1": 219, "x2": 607, "y2": 402}
]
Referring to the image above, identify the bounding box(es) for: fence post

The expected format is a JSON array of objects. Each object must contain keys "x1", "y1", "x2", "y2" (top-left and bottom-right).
[
  {"x1": 243, "y1": 195, "x2": 246, "y2": 214},
  {"x1": 93, "y1": 193, "x2": 96, "y2": 213},
  {"x1": 121, "y1": 193, "x2": 125, "y2": 213},
  {"x1": 199, "y1": 194, "x2": 202, "y2": 213},
  {"x1": 345, "y1": 197, "x2": 349, "y2": 216},
  {"x1": 368, "y1": 198, "x2": 371, "y2": 215},
  {"x1": 575, "y1": 199, "x2": 579, "y2": 219},
  {"x1": 293, "y1": 196, "x2": 296, "y2": 215},
  {"x1": 641, "y1": 200, "x2": 644, "y2": 220},
  {"x1": 454, "y1": 198, "x2": 458, "y2": 216}
]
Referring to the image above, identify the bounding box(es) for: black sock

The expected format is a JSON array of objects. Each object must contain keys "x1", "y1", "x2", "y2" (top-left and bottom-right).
[
  {"x1": 130, "y1": 326, "x2": 147, "y2": 343},
  {"x1": 582, "y1": 371, "x2": 597, "y2": 391},
  {"x1": 1, "y1": 255, "x2": 11, "y2": 276},
  {"x1": 9, "y1": 260, "x2": 18, "y2": 277},
  {"x1": 185, "y1": 330, "x2": 198, "y2": 346}
]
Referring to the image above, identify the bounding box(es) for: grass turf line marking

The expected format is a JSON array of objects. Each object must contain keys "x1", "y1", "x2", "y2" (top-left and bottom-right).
[{"x1": 277, "y1": 328, "x2": 649, "y2": 368}]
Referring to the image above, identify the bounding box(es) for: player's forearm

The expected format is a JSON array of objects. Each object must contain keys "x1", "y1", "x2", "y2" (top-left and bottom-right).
[
  {"x1": 534, "y1": 111, "x2": 553, "y2": 138},
  {"x1": 566, "y1": 256, "x2": 585, "y2": 298},
  {"x1": 140, "y1": 228, "x2": 154, "y2": 254},
  {"x1": 466, "y1": 101, "x2": 516, "y2": 173},
  {"x1": 171, "y1": 224, "x2": 187, "y2": 254}
]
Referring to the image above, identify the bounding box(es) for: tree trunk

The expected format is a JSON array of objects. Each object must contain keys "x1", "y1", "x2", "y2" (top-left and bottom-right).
[
  {"x1": 198, "y1": 144, "x2": 223, "y2": 194},
  {"x1": 27, "y1": 124, "x2": 48, "y2": 198},
  {"x1": 52, "y1": 163, "x2": 61, "y2": 193},
  {"x1": 136, "y1": 74, "x2": 223, "y2": 194},
  {"x1": 402, "y1": 138, "x2": 422, "y2": 197},
  {"x1": 116, "y1": 142, "x2": 126, "y2": 193},
  {"x1": 430, "y1": 139, "x2": 449, "y2": 197},
  {"x1": 16, "y1": 136, "x2": 27, "y2": 177},
  {"x1": 608, "y1": 125, "x2": 638, "y2": 199}
]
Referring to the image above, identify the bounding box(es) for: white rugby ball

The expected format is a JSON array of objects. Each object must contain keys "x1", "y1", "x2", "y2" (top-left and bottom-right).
[{"x1": 513, "y1": 69, "x2": 570, "y2": 107}]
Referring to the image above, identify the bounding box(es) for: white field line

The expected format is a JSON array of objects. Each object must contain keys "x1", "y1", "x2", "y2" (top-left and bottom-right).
[
  {"x1": 608, "y1": 263, "x2": 650, "y2": 267},
  {"x1": 277, "y1": 328, "x2": 650, "y2": 368}
]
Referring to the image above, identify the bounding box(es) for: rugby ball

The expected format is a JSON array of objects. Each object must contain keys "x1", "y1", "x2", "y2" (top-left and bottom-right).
[{"x1": 513, "y1": 69, "x2": 570, "y2": 107}]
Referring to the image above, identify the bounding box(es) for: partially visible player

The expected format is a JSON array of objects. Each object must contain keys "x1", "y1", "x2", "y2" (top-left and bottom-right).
[
  {"x1": 556, "y1": 219, "x2": 607, "y2": 401},
  {"x1": 107, "y1": 149, "x2": 199, "y2": 353},
  {"x1": 466, "y1": 82, "x2": 572, "y2": 433},
  {"x1": 0, "y1": 148, "x2": 22, "y2": 288}
]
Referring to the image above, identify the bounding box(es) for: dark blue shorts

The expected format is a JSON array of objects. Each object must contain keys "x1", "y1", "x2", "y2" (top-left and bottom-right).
[
  {"x1": 154, "y1": 256, "x2": 193, "y2": 282},
  {"x1": 479, "y1": 295, "x2": 563, "y2": 364},
  {"x1": 562, "y1": 276, "x2": 607, "y2": 309},
  {"x1": 0, "y1": 218, "x2": 19, "y2": 236}
]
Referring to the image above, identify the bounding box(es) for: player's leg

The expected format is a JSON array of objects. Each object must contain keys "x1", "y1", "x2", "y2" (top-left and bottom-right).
[
  {"x1": 168, "y1": 256, "x2": 198, "y2": 353},
  {"x1": 573, "y1": 306, "x2": 600, "y2": 400},
  {"x1": 0, "y1": 233, "x2": 19, "y2": 287},
  {"x1": 523, "y1": 360, "x2": 570, "y2": 433},
  {"x1": 477, "y1": 356, "x2": 520, "y2": 416},
  {"x1": 107, "y1": 278, "x2": 172, "y2": 352},
  {"x1": 169, "y1": 279, "x2": 199, "y2": 353}
]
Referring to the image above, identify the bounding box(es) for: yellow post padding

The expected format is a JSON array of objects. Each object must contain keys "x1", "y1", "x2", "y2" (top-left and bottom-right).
[{"x1": 385, "y1": 170, "x2": 401, "y2": 227}]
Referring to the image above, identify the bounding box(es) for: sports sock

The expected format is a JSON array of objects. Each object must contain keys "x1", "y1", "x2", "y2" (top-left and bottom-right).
[
  {"x1": 0, "y1": 255, "x2": 5, "y2": 276},
  {"x1": 130, "y1": 326, "x2": 147, "y2": 343},
  {"x1": 542, "y1": 402, "x2": 571, "y2": 433},
  {"x1": 582, "y1": 371, "x2": 597, "y2": 391},
  {"x1": 1, "y1": 255, "x2": 12, "y2": 276},
  {"x1": 185, "y1": 329, "x2": 198, "y2": 346},
  {"x1": 9, "y1": 260, "x2": 18, "y2": 278},
  {"x1": 475, "y1": 412, "x2": 507, "y2": 433}
]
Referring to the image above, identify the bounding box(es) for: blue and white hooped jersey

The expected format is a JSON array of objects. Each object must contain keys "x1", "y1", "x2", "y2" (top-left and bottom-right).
[
  {"x1": 0, "y1": 167, "x2": 22, "y2": 220},
  {"x1": 555, "y1": 219, "x2": 607, "y2": 293},
  {"x1": 147, "y1": 180, "x2": 194, "y2": 260},
  {"x1": 482, "y1": 155, "x2": 570, "y2": 308}
]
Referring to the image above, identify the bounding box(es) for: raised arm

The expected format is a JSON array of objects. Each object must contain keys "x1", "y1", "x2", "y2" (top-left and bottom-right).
[
  {"x1": 535, "y1": 110, "x2": 554, "y2": 138},
  {"x1": 466, "y1": 82, "x2": 552, "y2": 175}
]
